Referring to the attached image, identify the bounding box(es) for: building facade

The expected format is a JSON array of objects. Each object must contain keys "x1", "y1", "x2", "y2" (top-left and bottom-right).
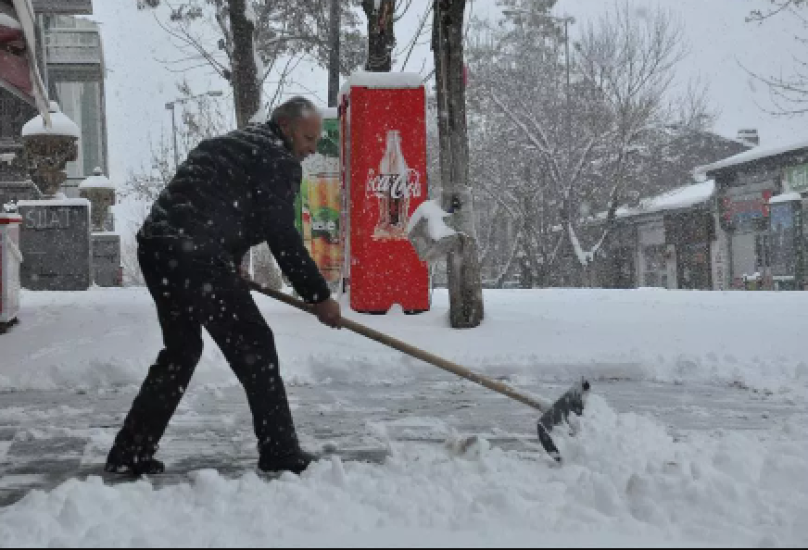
[
  {"x1": 588, "y1": 137, "x2": 808, "y2": 292},
  {"x1": 44, "y1": 13, "x2": 107, "y2": 196},
  {"x1": 0, "y1": 0, "x2": 104, "y2": 205},
  {"x1": 589, "y1": 180, "x2": 718, "y2": 291},
  {"x1": 701, "y1": 140, "x2": 808, "y2": 291}
]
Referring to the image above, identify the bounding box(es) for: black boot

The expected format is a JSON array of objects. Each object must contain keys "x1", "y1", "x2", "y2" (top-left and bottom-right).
[
  {"x1": 104, "y1": 443, "x2": 165, "y2": 476},
  {"x1": 258, "y1": 445, "x2": 317, "y2": 475}
]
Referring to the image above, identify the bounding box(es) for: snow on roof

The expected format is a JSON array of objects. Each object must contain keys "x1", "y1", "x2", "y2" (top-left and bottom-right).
[
  {"x1": 0, "y1": 13, "x2": 22, "y2": 30},
  {"x1": 338, "y1": 72, "x2": 425, "y2": 101},
  {"x1": 769, "y1": 192, "x2": 802, "y2": 205},
  {"x1": 22, "y1": 102, "x2": 80, "y2": 139},
  {"x1": 17, "y1": 198, "x2": 91, "y2": 208},
  {"x1": 0, "y1": 213, "x2": 22, "y2": 223},
  {"x1": 79, "y1": 167, "x2": 115, "y2": 190},
  {"x1": 696, "y1": 136, "x2": 808, "y2": 176},
  {"x1": 320, "y1": 107, "x2": 339, "y2": 120},
  {"x1": 599, "y1": 180, "x2": 716, "y2": 222}
]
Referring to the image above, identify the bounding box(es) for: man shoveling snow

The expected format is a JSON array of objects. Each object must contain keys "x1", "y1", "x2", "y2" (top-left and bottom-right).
[{"x1": 105, "y1": 97, "x2": 342, "y2": 477}]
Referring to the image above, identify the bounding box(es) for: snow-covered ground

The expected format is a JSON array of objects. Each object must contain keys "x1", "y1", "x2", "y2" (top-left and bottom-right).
[
  {"x1": 2, "y1": 287, "x2": 807, "y2": 393},
  {"x1": 1, "y1": 288, "x2": 807, "y2": 547}
]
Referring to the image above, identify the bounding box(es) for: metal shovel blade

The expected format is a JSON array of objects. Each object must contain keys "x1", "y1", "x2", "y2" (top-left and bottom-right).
[{"x1": 536, "y1": 379, "x2": 591, "y2": 462}]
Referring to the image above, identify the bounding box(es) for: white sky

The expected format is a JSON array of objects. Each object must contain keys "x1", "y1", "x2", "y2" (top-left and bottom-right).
[{"x1": 88, "y1": 0, "x2": 808, "y2": 187}]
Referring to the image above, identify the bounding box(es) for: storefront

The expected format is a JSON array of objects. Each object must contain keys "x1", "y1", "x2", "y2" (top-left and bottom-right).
[
  {"x1": 701, "y1": 139, "x2": 808, "y2": 291},
  {"x1": 637, "y1": 219, "x2": 669, "y2": 288},
  {"x1": 606, "y1": 179, "x2": 717, "y2": 291},
  {"x1": 718, "y1": 185, "x2": 775, "y2": 288},
  {"x1": 665, "y1": 211, "x2": 715, "y2": 290},
  {"x1": 768, "y1": 193, "x2": 803, "y2": 290}
]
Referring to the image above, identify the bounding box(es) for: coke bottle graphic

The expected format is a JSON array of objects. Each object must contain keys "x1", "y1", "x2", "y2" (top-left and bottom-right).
[{"x1": 374, "y1": 130, "x2": 410, "y2": 239}]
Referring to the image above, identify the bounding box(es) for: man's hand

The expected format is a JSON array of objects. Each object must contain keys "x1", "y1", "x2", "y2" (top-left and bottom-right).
[{"x1": 313, "y1": 298, "x2": 341, "y2": 329}]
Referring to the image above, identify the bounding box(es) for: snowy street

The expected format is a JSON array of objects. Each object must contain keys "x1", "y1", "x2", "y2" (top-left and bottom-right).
[
  {"x1": 0, "y1": 378, "x2": 805, "y2": 507},
  {"x1": 0, "y1": 288, "x2": 807, "y2": 546}
]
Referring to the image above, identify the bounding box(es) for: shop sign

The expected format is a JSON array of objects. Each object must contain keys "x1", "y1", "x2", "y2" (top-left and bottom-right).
[
  {"x1": 784, "y1": 163, "x2": 808, "y2": 194},
  {"x1": 719, "y1": 191, "x2": 774, "y2": 231}
]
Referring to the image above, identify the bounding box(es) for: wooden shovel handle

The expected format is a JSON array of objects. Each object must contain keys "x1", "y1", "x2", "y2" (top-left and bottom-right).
[{"x1": 247, "y1": 281, "x2": 549, "y2": 413}]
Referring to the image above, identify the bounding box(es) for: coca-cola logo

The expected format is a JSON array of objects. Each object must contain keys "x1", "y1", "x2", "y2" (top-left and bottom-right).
[{"x1": 366, "y1": 169, "x2": 422, "y2": 199}]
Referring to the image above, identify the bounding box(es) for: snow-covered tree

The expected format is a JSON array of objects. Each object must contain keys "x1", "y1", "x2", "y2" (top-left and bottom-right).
[{"x1": 467, "y1": 2, "x2": 717, "y2": 287}]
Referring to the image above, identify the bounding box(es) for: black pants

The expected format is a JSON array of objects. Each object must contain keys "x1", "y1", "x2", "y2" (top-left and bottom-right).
[{"x1": 114, "y1": 241, "x2": 299, "y2": 456}]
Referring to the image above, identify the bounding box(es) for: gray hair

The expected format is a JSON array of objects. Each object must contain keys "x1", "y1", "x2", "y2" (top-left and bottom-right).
[{"x1": 270, "y1": 96, "x2": 318, "y2": 125}]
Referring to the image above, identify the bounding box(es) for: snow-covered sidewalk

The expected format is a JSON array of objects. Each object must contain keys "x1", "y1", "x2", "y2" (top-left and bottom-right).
[
  {"x1": 2, "y1": 287, "x2": 808, "y2": 393},
  {"x1": 0, "y1": 288, "x2": 807, "y2": 547}
]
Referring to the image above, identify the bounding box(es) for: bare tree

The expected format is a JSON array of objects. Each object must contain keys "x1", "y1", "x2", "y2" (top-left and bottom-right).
[
  {"x1": 141, "y1": 0, "x2": 365, "y2": 118},
  {"x1": 745, "y1": 0, "x2": 808, "y2": 115},
  {"x1": 434, "y1": 0, "x2": 484, "y2": 328},
  {"x1": 138, "y1": 0, "x2": 367, "y2": 289},
  {"x1": 120, "y1": 83, "x2": 231, "y2": 284}
]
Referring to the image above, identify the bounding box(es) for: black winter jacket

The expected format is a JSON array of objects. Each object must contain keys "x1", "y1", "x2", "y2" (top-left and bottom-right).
[{"x1": 138, "y1": 121, "x2": 331, "y2": 304}]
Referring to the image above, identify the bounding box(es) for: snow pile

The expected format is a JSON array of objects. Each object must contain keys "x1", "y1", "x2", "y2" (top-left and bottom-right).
[
  {"x1": 769, "y1": 192, "x2": 802, "y2": 205},
  {"x1": 21, "y1": 102, "x2": 80, "y2": 139},
  {"x1": 2, "y1": 288, "x2": 807, "y2": 394},
  {"x1": 0, "y1": 396, "x2": 805, "y2": 547},
  {"x1": 342, "y1": 71, "x2": 425, "y2": 90},
  {"x1": 320, "y1": 107, "x2": 339, "y2": 120},
  {"x1": 16, "y1": 198, "x2": 91, "y2": 208},
  {"x1": 78, "y1": 168, "x2": 115, "y2": 190},
  {"x1": 0, "y1": 13, "x2": 22, "y2": 31},
  {"x1": 407, "y1": 200, "x2": 457, "y2": 242},
  {"x1": 339, "y1": 72, "x2": 425, "y2": 102},
  {"x1": 407, "y1": 200, "x2": 459, "y2": 262}
]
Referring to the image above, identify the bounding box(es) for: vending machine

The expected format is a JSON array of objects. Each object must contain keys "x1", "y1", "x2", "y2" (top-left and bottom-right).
[
  {"x1": 298, "y1": 109, "x2": 343, "y2": 292},
  {"x1": 0, "y1": 213, "x2": 23, "y2": 331},
  {"x1": 340, "y1": 73, "x2": 430, "y2": 314}
]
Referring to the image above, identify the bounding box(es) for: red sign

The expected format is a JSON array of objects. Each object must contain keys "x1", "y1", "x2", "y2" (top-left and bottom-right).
[
  {"x1": 721, "y1": 190, "x2": 774, "y2": 230},
  {"x1": 0, "y1": 0, "x2": 50, "y2": 120},
  {"x1": 343, "y1": 84, "x2": 430, "y2": 313}
]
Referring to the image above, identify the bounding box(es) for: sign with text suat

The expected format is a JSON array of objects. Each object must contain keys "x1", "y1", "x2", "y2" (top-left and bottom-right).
[{"x1": 17, "y1": 201, "x2": 91, "y2": 291}]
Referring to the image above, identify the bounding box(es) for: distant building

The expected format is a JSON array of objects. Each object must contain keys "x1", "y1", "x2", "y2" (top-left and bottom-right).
[
  {"x1": 44, "y1": 13, "x2": 108, "y2": 196},
  {"x1": 699, "y1": 137, "x2": 808, "y2": 291},
  {"x1": 546, "y1": 129, "x2": 752, "y2": 290},
  {"x1": 0, "y1": 0, "x2": 104, "y2": 205}
]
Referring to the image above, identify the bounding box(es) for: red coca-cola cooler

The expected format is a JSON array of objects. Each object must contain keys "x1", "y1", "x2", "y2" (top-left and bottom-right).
[
  {"x1": 0, "y1": 213, "x2": 23, "y2": 332},
  {"x1": 339, "y1": 73, "x2": 430, "y2": 314}
]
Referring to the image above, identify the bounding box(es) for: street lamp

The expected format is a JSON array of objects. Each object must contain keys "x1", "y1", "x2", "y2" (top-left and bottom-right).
[{"x1": 165, "y1": 90, "x2": 224, "y2": 168}]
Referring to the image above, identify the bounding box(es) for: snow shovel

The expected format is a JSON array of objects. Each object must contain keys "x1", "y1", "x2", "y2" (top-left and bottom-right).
[{"x1": 248, "y1": 281, "x2": 590, "y2": 462}]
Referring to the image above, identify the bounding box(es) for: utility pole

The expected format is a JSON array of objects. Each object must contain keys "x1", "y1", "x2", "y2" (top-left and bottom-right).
[{"x1": 328, "y1": 0, "x2": 341, "y2": 107}]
